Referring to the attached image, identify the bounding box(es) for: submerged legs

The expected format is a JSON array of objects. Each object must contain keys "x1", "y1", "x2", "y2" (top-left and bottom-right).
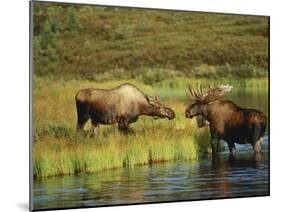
[
  {"x1": 227, "y1": 142, "x2": 236, "y2": 156},
  {"x1": 211, "y1": 136, "x2": 237, "y2": 157},
  {"x1": 253, "y1": 138, "x2": 262, "y2": 153},
  {"x1": 211, "y1": 137, "x2": 219, "y2": 157}
]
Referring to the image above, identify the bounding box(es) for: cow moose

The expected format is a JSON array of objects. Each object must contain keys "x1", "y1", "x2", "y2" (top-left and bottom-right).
[
  {"x1": 185, "y1": 85, "x2": 267, "y2": 156},
  {"x1": 75, "y1": 83, "x2": 175, "y2": 135}
]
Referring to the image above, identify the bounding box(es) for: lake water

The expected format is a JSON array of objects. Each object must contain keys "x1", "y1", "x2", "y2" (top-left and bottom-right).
[
  {"x1": 33, "y1": 137, "x2": 269, "y2": 210},
  {"x1": 33, "y1": 87, "x2": 269, "y2": 210}
]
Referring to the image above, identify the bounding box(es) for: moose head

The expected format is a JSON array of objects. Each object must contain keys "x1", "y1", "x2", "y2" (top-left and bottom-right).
[
  {"x1": 146, "y1": 95, "x2": 175, "y2": 120},
  {"x1": 185, "y1": 85, "x2": 233, "y2": 126}
]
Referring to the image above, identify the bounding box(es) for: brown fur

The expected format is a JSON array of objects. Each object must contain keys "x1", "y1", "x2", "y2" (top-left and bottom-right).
[
  {"x1": 75, "y1": 83, "x2": 175, "y2": 135},
  {"x1": 186, "y1": 97, "x2": 267, "y2": 155}
]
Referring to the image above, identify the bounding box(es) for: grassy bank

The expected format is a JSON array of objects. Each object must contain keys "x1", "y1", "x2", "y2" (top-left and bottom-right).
[
  {"x1": 33, "y1": 121, "x2": 210, "y2": 178},
  {"x1": 32, "y1": 77, "x2": 267, "y2": 178}
]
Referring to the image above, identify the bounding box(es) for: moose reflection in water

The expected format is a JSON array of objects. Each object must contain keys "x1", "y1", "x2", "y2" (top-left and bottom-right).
[
  {"x1": 75, "y1": 83, "x2": 175, "y2": 135},
  {"x1": 185, "y1": 85, "x2": 267, "y2": 157}
]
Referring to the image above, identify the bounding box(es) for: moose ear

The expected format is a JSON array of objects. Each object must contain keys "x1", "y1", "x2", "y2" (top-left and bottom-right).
[
  {"x1": 146, "y1": 95, "x2": 157, "y2": 106},
  {"x1": 155, "y1": 96, "x2": 160, "y2": 101}
]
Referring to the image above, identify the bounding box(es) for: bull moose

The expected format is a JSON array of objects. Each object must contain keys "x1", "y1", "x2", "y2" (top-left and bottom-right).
[
  {"x1": 185, "y1": 85, "x2": 267, "y2": 156},
  {"x1": 75, "y1": 83, "x2": 175, "y2": 135}
]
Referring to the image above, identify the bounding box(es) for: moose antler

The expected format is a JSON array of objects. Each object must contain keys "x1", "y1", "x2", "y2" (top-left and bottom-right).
[
  {"x1": 203, "y1": 85, "x2": 233, "y2": 102},
  {"x1": 187, "y1": 84, "x2": 233, "y2": 102},
  {"x1": 187, "y1": 85, "x2": 206, "y2": 101}
]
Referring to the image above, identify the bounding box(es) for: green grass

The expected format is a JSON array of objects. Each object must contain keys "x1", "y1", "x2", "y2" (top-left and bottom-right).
[{"x1": 32, "y1": 77, "x2": 267, "y2": 178}]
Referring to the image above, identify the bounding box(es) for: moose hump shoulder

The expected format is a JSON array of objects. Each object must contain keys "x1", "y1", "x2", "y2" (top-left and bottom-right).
[{"x1": 113, "y1": 83, "x2": 148, "y2": 105}]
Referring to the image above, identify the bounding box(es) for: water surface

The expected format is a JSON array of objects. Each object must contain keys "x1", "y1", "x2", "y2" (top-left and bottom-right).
[{"x1": 33, "y1": 137, "x2": 269, "y2": 210}]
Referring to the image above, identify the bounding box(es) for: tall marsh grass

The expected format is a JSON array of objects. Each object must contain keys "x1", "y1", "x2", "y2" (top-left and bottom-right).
[{"x1": 33, "y1": 120, "x2": 207, "y2": 178}]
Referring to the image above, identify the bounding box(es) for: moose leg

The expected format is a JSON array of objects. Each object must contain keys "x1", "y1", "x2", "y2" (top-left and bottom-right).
[
  {"x1": 118, "y1": 118, "x2": 129, "y2": 134},
  {"x1": 76, "y1": 102, "x2": 90, "y2": 132},
  {"x1": 76, "y1": 113, "x2": 89, "y2": 132},
  {"x1": 89, "y1": 120, "x2": 99, "y2": 137},
  {"x1": 76, "y1": 118, "x2": 88, "y2": 132},
  {"x1": 216, "y1": 140, "x2": 221, "y2": 153},
  {"x1": 227, "y1": 142, "x2": 236, "y2": 156},
  {"x1": 211, "y1": 137, "x2": 219, "y2": 157},
  {"x1": 251, "y1": 123, "x2": 263, "y2": 153},
  {"x1": 252, "y1": 138, "x2": 262, "y2": 161},
  {"x1": 253, "y1": 138, "x2": 262, "y2": 153}
]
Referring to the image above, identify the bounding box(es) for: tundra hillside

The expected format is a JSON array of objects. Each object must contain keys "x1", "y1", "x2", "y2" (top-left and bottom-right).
[
  {"x1": 33, "y1": 2, "x2": 268, "y2": 82},
  {"x1": 32, "y1": 3, "x2": 268, "y2": 178}
]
